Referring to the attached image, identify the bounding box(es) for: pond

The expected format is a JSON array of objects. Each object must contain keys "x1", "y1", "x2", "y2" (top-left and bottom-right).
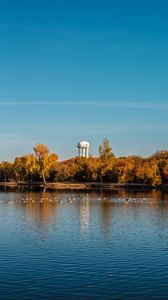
[{"x1": 0, "y1": 187, "x2": 168, "y2": 299}]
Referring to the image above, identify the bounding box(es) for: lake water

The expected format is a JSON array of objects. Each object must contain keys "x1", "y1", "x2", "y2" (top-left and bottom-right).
[{"x1": 0, "y1": 187, "x2": 168, "y2": 299}]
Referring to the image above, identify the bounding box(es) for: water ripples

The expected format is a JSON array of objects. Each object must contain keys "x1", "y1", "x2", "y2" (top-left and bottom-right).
[{"x1": 0, "y1": 189, "x2": 168, "y2": 299}]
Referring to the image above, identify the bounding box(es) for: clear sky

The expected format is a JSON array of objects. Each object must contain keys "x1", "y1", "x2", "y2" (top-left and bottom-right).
[{"x1": 0, "y1": 0, "x2": 168, "y2": 161}]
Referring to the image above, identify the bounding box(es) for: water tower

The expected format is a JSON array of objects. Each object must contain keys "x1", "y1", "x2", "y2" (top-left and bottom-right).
[{"x1": 77, "y1": 141, "x2": 90, "y2": 158}]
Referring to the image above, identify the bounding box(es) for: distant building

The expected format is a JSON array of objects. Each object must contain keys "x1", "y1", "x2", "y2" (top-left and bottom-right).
[{"x1": 77, "y1": 141, "x2": 90, "y2": 158}]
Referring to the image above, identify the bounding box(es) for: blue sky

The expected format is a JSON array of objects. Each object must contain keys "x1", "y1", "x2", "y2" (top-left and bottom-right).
[{"x1": 0, "y1": 0, "x2": 168, "y2": 160}]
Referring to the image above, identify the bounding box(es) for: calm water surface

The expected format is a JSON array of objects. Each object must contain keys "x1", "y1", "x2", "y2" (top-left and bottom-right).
[{"x1": 0, "y1": 187, "x2": 168, "y2": 299}]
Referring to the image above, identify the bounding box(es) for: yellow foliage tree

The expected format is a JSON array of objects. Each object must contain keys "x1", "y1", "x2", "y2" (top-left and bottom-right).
[{"x1": 33, "y1": 144, "x2": 58, "y2": 185}]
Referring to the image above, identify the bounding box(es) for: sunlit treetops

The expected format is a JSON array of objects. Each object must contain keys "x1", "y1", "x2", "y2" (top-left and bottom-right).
[{"x1": 0, "y1": 141, "x2": 168, "y2": 186}]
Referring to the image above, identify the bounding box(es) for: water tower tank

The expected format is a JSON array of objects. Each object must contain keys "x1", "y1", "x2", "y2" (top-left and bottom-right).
[{"x1": 77, "y1": 141, "x2": 90, "y2": 158}]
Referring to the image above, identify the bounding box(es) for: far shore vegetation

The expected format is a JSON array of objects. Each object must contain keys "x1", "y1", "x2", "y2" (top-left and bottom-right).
[{"x1": 0, "y1": 139, "x2": 168, "y2": 187}]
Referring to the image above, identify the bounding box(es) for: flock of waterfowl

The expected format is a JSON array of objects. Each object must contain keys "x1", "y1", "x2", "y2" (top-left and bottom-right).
[
  {"x1": 112, "y1": 197, "x2": 152, "y2": 204},
  {"x1": 0, "y1": 196, "x2": 152, "y2": 205}
]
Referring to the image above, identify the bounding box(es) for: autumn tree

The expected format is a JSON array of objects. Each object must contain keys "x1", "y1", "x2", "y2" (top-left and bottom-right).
[
  {"x1": 54, "y1": 158, "x2": 79, "y2": 182},
  {"x1": 24, "y1": 154, "x2": 39, "y2": 181},
  {"x1": 13, "y1": 157, "x2": 26, "y2": 182},
  {"x1": 33, "y1": 144, "x2": 58, "y2": 185},
  {"x1": 0, "y1": 162, "x2": 14, "y2": 182},
  {"x1": 163, "y1": 163, "x2": 168, "y2": 182},
  {"x1": 0, "y1": 144, "x2": 168, "y2": 187},
  {"x1": 13, "y1": 155, "x2": 38, "y2": 182},
  {"x1": 135, "y1": 161, "x2": 162, "y2": 186},
  {"x1": 151, "y1": 150, "x2": 168, "y2": 160},
  {"x1": 99, "y1": 138, "x2": 114, "y2": 161}
]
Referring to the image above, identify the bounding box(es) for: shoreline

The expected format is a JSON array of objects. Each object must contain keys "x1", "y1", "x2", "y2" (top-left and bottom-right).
[{"x1": 0, "y1": 182, "x2": 168, "y2": 190}]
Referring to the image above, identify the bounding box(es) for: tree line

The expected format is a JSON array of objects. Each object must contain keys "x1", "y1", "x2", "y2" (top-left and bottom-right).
[{"x1": 0, "y1": 139, "x2": 168, "y2": 186}]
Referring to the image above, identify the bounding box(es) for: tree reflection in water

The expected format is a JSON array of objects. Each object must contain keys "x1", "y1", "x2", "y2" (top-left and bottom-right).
[{"x1": 1, "y1": 186, "x2": 168, "y2": 240}]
